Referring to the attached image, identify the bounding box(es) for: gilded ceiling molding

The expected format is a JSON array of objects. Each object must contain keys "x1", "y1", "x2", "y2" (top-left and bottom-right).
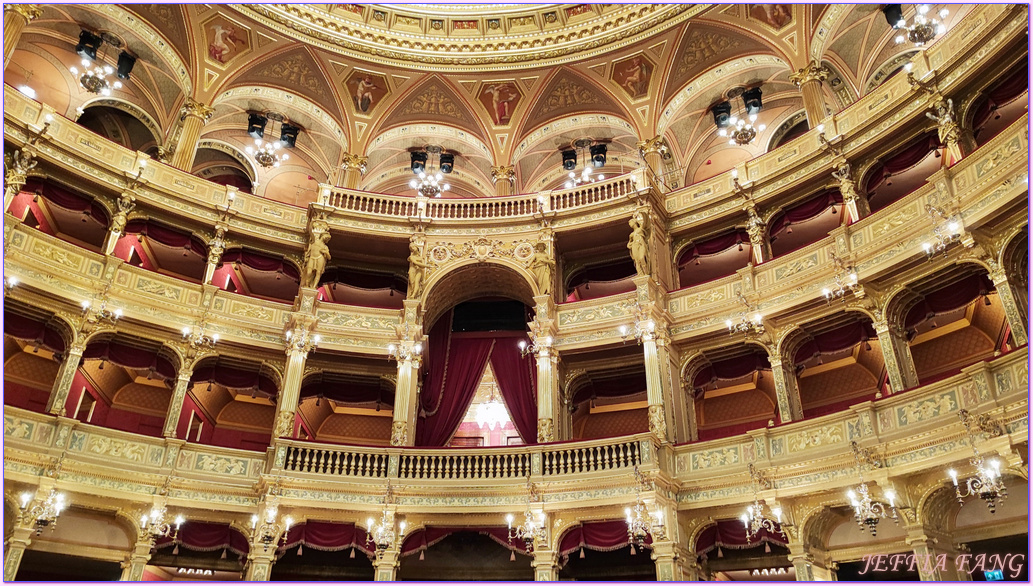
[
  {"x1": 234, "y1": 4, "x2": 707, "y2": 72},
  {"x1": 211, "y1": 86, "x2": 347, "y2": 147}
]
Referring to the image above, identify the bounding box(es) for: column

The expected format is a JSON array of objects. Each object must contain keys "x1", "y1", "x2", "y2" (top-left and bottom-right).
[
  {"x1": 789, "y1": 61, "x2": 830, "y2": 127},
  {"x1": 103, "y1": 192, "x2": 136, "y2": 256},
  {"x1": 119, "y1": 537, "x2": 153, "y2": 581},
  {"x1": 788, "y1": 548, "x2": 834, "y2": 581},
  {"x1": 243, "y1": 547, "x2": 277, "y2": 581},
  {"x1": 873, "y1": 317, "x2": 919, "y2": 393},
  {"x1": 2, "y1": 525, "x2": 33, "y2": 581},
  {"x1": 162, "y1": 369, "x2": 193, "y2": 438},
  {"x1": 651, "y1": 541, "x2": 698, "y2": 582},
  {"x1": 272, "y1": 342, "x2": 311, "y2": 441},
  {"x1": 532, "y1": 294, "x2": 560, "y2": 443},
  {"x1": 169, "y1": 99, "x2": 215, "y2": 172},
  {"x1": 46, "y1": 341, "x2": 85, "y2": 416},
  {"x1": 492, "y1": 165, "x2": 515, "y2": 197},
  {"x1": 768, "y1": 352, "x2": 804, "y2": 423},
  {"x1": 637, "y1": 316, "x2": 673, "y2": 443},
  {"x1": 4, "y1": 149, "x2": 36, "y2": 214},
  {"x1": 532, "y1": 547, "x2": 559, "y2": 581},
  {"x1": 989, "y1": 268, "x2": 1028, "y2": 346},
  {"x1": 390, "y1": 307, "x2": 422, "y2": 447},
  {"x1": 4, "y1": 5, "x2": 41, "y2": 69},
  {"x1": 637, "y1": 136, "x2": 670, "y2": 178},
  {"x1": 373, "y1": 548, "x2": 401, "y2": 581},
  {"x1": 340, "y1": 153, "x2": 367, "y2": 189},
  {"x1": 906, "y1": 531, "x2": 965, "y2": 581}
]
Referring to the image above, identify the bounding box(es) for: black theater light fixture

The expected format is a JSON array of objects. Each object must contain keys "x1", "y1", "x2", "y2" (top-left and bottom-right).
[
  {"x1": 279, "y1": 123, "x2": 300, "y2": 148},
  {"x1": 711, "y1": 101, "x2": 733, "y2": 128},
  {"x1": 116, "y1": 51, "x2": 136, "y2": 81},
  {"x1": 75, "y1": 30, "x2": 103, "y2": 60},
  {"x1": 590, "y1": 143, "x2": 607, "y2": 168},
  {"x1": 883, "y1": 4, "x2": 904, "y2": 28},
  {"x1": 561, "y1": 149, "x2": 577, "y2": 171},
  {"x1": 410, "y1": 151, "x2": 428, "y2": 174},
  {"x1": 439, "y1": 153, "x2": 455, "y2": 174},
  {"x1": 247, "y1": 113, "x2": 268, "y2": 139}
]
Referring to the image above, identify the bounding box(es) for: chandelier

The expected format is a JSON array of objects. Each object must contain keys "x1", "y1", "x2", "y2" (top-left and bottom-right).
[
  {"x1": 141, "y1": 505, "x2": 184, "y2": 541},
  {"x1": 366, "y1": 483, "x2": 406, "y2": 558},
  {"x1": 250, "y1": 505, "x2": 293, "y2": 552},
  {"x1": 625, "y1": 467, "x2": 666, "y2": 550},
  {"x1": 409, "y1": 146, "x2": 453, "y2": 198},
  {"x1": 618, "y1": 302, "x2": 655, "y2": 344},
  {"x1": 922, "y1": 204, "x2": 962, "y2": 259},
  {"x1": 517, "y1": 335, "x2": 552, "y2": 358},
  {"x1": 890, "y1": 4, "x2": 949, "y2": 47},
  {"x1": 822, "y1": 251, "x2": 860, "y2": 303},
  {"x1": 182, "y1": 322, "x2": 219, "y2": 352},
  {"x1": 740, "y1": 463, "x2": 785, "y2": 544},
  {"x1": 846, "y1": 442, "x2": 898, "y2": 536},
  {"x1": 725, "y1": 291, "x2": 763, "y2": 335},
  {"x1": 562, "y1": 138, "x2": 607, "y2": 189},
  {"x1": 475, "y1": 383, "x2": 510, "y2": 431},
  {"x1": 70, "y1": 59, "x2": 122, "y2": 96},
  {"x1": 506, "y1": 480, "x2": 547, "y2": 553},
  {"x1": 387, "y1": 341, "x2": 422, "y2": 362},
  {"x1": 81, "y1": 299, "x2": 122, "y2": 326},
  {"x1": 716, "y1": 87, "x2": 765, "y2": 146},
  {"x1": 68, "y1": 31, "x2": 130, "y2": 97},
  {"x1": 245, "y1": 112, "x2": 296, "y2": 169},
  {"x1": 947, "y1": 409, "x2": 1008, "y2": 513},
  {"x1": 18, "y1": 489, "x2": 67, "y2": 535}
]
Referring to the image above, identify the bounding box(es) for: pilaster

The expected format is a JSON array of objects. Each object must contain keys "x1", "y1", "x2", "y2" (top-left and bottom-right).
[
  {"x1": 169, "y1": 99, "x2": 215, "y2": 172},
  {"x1": 163, "y1": 370, "x2": 194, "y2": 438},
  {"x1": 873, "y1": 318, "x2": 919, "y2": 393},
  {"x1": 390, "y1": 299, "x2": 424, "y2": 447},
  {"x1": 119, "y1": 537, "x2": 154, "y2": 581},
  {"x1": 989, "y1": 268, "x2": 1028, "y2": 346},
  {"x1": 2, "y1": 526, "x2": 34, "y2": 581},
  {"x1": 531, "y1": 294, "x2": 560, "y2": 443},
  {"x1": 46, "y1": 342, "x2": 85, "y2": 416},
  {"x1": 768, "y1": 353, "x2": 804, "y2": 423},
  {"x1": 532, "y1": 546, "x2": 560, "y2": 581},
  {"x1": 372, "y1": 547, "x2": 401, "y2": 581}
]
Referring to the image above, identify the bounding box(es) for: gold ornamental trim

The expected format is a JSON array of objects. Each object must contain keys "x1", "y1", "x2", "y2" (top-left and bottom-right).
[{"x1": 234, "y1": 4, "x2": 707, "y2": 72}]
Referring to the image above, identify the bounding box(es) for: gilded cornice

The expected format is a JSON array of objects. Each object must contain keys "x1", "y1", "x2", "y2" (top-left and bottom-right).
[{"x1": 234, "y1": 4, "x2": 706, "y2": 72}]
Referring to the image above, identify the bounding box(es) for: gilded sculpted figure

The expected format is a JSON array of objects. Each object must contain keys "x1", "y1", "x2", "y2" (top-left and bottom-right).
[
  {"x1": 529, "y1": 242, "x2": 556, "y2": 296},
  {"x1": 302, "y1": 231, "x2": 331, "y2": 289},
  {"x1": 628, "y1": 211, "x2": 651, "y2": 276},
  {"x1": 926, "y1": 97, "x2": 964, "y2": 162},
  {"x1": 407, "y1": 241, "x2": 431, "y2": 300}
]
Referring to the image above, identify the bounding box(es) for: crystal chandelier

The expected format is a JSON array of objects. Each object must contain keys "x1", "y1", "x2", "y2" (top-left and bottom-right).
[
  {"x1": 409, "y1": 146, "x2": 452, "y2": 198},
  {"x1": 717, "y1": 87, "x2": 765, "y2": 146},
  {"x1": 81, "y1": 299, "x2": 122, "y2": 326},
  {"x1": 182, "y1": 322, "x2": 219, "y2": 352},
  {"x1": 618, "y1": 302, "x2": 655, "y2": 344},
  {"x1": 141, "y1": 505, "x2": 184, "y2": 541},
  {"x1": 947, "y1": 409, "x2": 1008, "y2": 513},
  {"x1": 725, "y1": 291, "x2": 763, "y2": 335},
  {"x1": 250, "y1": 505, "x2": 293, "y2": 552},
  {"x1": 366, "y1": 482, "x2": 406, "y2": 559},
  {"x1": 822, "y1": 251, "x2": 860, "y2": 303},
  {"x1": 475, "y1": 383, "x2": 510, "y2": 431},
  {"x1": 922, "y1": 204, "x2": 962, "y2": 259},
  {"x1": 892, "y1": 4, "x2": 949, "y2": 47},
  {"x1": 246, "y1": 139, "x2": 288, "y2": 169},
  {"x1": 506, "y1": 480, "x2": 547, "y2": 553},
  {"x1": 563, "y1": 138, "x2": 606, "y2": 189},
  {"x1": 740, "y1": 463, "x2": 785, "y2": 544},
  {"x1": 70, "y1": 59, "x2": 122, "y2": 96},
  {"x1": 245, "y1": 113, "x2": 294, "y2": 169},
  {"x1": 846, "y1": 442, "x2": 898, "y2": 536},
  {"x1": 18, "y1": 489, "x2": 67, "y2": 535},
  {"x1": 625, "y1": 467, "x2": 666, "y2": 549}
]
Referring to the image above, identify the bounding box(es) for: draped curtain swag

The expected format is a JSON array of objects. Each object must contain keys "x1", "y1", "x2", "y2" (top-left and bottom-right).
[
  {"x1": 865, "y1": 133, "x2": 942, "y2": 193},
  {"x1": 904, "y1": 274, "x2": 994, "y2": 328},
  {"x1": 400, "y1": 527, "x2": 524, "y2": 558},
  {"x1": 219, "y1": 249, "x2": 300, "y2": 280},
  {"x1": 694, "y1": 519, "x2": 787, "y2": 555},
  {"x1": 278, "y1": 521, "x2": 374, "y2": 557},
  {"x1": 83, "y1": 340, "x2": 176, "y2": 380},
  {"x1": 678, "y1": 229, "x2": 750, "y2": 267},
  {"x1": 22, "y1": 178, "x2": 108, "y2": 224},
  {"x1": 769, "y1": 189, "x2": 843, "y2": 238},
  {"x1": 792, "y1": 321, "x2": 878, "y2": 364},
  {"x1": 558, "y1": 520, "x2": 649, "y2": 565},
  {"x1": 155, "y1": 521, "x2": 249, "y2": 555},
  {"x1": 3, "y1": 310, "x2": 66, "y2": 354},
  {"x1": 191, "y1": 365, "x2": 278, "y2": 397},
  {"x1": 124, "y1": 219, "x2": 207, "y2": 257}
]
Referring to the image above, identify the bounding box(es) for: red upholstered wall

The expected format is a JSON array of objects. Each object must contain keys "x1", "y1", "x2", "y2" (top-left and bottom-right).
[
  {"x1": 3, "y1": 380, "x2": 51, "y2": 413},
  {"x1": 6, "y1": 190, "x2": 57, "y2": 235}
]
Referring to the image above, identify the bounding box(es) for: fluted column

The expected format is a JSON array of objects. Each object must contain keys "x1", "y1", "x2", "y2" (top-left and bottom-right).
[
  {"x1": 789, "y1": 60, "x2": 830, "y2": 127},
  {"x1": 46, "y1": 341, "x2": 85, "y2": 416},
  {"x1": 169, "y1": 99, "x2": 215, "y2": 172},
  {"x1": 2, "y1": 525, "x2": 33, "y2": 581},
  {"x1": 769, "y1": 353, "x2": 804, "y2": 423},
  {"x1": 532, "y1": 294, "x2": 560, "y2": 443},
  {"x1": 162, "y1": 369, "x2": 194, "y2": 438},
  {"x1": 990, "y1": 268, "x2": 1028, "y2": 346},
  {"x1": 874, "y1": 317, "x2": 919, "y2": 393},
  {"x1": 492, "y1": 165, "x2": 515, "y2": 197},
  {"x1": 373, "y1": 547, "x2": 401, "y2": 581},
  {"x1": 788, "y1": 545, "x2": 834, "y2": 581},
  {"x1": 532, "y1": 546, "x2": 559, "y2": 581},
  {"x1": 340, "y1": 153, "x2": 367, "y2": 189},
  {"x1": 637, "y1": 136, "x2": 670, "y2": 177},
  {"x1": 4, "y1": 5, "x2": 41, "y2": 70},
  {"x1": 119, "y1": 537, "x2": 154, "y2": 581},
  {"x1": 272, "y1": 341, "x2": 312, "y2": 442},
  {"x1": 243, "y1": 546, "x2": 277, "y2": 581},
  {"x1": 906, "y1": 530, "x2": 966, "y2": 581},
  {"x1": 390, "y1": 310, "x2": 422, "y2": 447}
]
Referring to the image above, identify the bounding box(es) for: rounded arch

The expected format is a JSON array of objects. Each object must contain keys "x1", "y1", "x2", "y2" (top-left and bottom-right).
[
  {"x1": 775, "y1": 306, "x2": 878, "y2": 360},
  {"x1": 863, "y1": 49, "x2": 920, "y2": 94},
  {"x1": 77, "y1": 97, "x2": 164, "y2": 150},
  {"x1": 421, "y1": 259, "x2": 537, "y2": 331},
  {"x1": 766, "y1": 110, "x2": 809, "y2": 151},
  {"x1": 195, "y1": 138, "x2": 258, "y2": 184},
  {"x1": 881, "y1": 260, "x2": 993, "y2": 326}
]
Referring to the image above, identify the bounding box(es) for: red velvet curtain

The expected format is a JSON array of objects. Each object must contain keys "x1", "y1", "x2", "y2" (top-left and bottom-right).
[
  {"x1": 299, "y1": 378, "x2": 394, "y2": 405},
  {"x1": 220, "y1": 249, "x2": 300, "y2": 280},
  {"x1": 793, "y1": 321, "x2": 877, "y2": 364},
  {"x1": 692, "y1": 353, "x2": 771, "y2": 389},
  {"x1": 82, "y1": 340, "x2": 175, "y2": 380},
  {"x1": 678, "y1": 230, "x2": 749, "y2": 267},
  {"x1": 972, "y1": 57, "x2": 1028, "y2": 130},
  {"x1": 490, "y1": 340, "x2": 538, "y2": 444},
  {"x1": 695, "y1": 519, "x2": 787, "y2": 555},
  {"x1": 319, "y1": 267, "x2": 407, "y2": 292},
  {"x1": 416, "y1": 336, "x2": 496, "y2": 446},
  {"x1": 3, "y1": 310, "x2": 66, "y2": 354},
  {"x1": 22, "y1": 178, "x2": 108, "y2": 224},
  {"x1": 155, "y1": 521, "x2": 250, "y2": 555},
  {"x1": 279, "y1": 521, "x2": 373, "y2": 556},
  {"x1": 400, "y1": 527, "x2": 521, "y2": 557},
  {"x1": 769, "y1": 190, "x2": 843, "y2": 237},
  {"x1": 865, "y1": 134, "x2": 942, "y2": 193},
  {"x1": 567, "y1": 259, "x2": 637, "y2": 290},
  {"x1": 191, "y1": 365, "x2": 278, "y2": 397},
  {"x1": 570, "y1": 369, "x2": 647, "y2": 404},
  {"x1": 904, "y1": 274, "x2": 994, "y2": 328},
  {"x1": 558, "y1": 520, "x2": 645, "y2": 558},
  {"x1": 124, "y1": 219, "x2": 207, "y2": 256}
]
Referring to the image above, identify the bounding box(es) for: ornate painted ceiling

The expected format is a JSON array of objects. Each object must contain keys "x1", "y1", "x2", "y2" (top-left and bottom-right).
[{"x1": 6, "y1": 3, "x2": 970, "y2": 206}]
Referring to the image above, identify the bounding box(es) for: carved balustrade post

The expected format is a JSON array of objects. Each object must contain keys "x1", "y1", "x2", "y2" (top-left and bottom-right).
[
  {"x1": 873, "y1": 317, "x2": 919, "y2": 394},
  {"x1": 169, "y1": 99, "x2": 215, "y2": 172},
  {"x1": 45, "y1": 341, "x2": 85, "y2": 416},
  {"x1": 340, "y1": 153, "x2": 367, "y2": 189},
  {"x1": 3, "y1": 4, "x2": 41, "y2": 69},
  {"x1": 789, "y1": 60, "x2": 831, "y2": 127},
  {"x1": 491, "y1": 165, "x2": 515, "y2": 197}
]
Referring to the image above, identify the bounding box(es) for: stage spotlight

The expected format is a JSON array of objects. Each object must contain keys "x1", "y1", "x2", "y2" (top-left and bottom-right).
[
  {"x1": 439, "y1": 153, "x2": 455, "y2": 174},
  {"x1": 561, "y1": 149, "x2": 577, "y2": 171},
  {"x1": 711, "y1": 101, "x2": 732, "y2": 127},
  {"x1": 247, "y1": 113, "x2": 267, "y2": 139},
  {"x1": 590, "y1": 143, "x2": 607, "y2": 167},
  {"x1": 411, "y1": 151, "x2": 428, "y2": 174}
]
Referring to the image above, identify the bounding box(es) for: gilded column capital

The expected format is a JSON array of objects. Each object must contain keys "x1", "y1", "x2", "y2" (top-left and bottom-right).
[
  {"x1": 341, "y1": 153, "x2": 368, "y2": 174},
  {"x1": 491, "y1": 165, "x2": 515, "y2": 185},
  {"x1": 789, "y1": 60, "x2": 830, "y2": 87},
  {"x1": 179, "y1": 99, "x2": 215, "y2": 123},
  {"x1": 6, "y1": 5, "x2": 43, "y2": 21},
  {"x1": 636, "y1": 135, "x2": 670, "y2": 158}
]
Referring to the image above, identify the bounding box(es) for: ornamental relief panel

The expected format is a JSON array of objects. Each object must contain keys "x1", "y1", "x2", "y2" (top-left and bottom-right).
[{"x1": 896, "y1": 390, "x2": 958, "y2": 426}]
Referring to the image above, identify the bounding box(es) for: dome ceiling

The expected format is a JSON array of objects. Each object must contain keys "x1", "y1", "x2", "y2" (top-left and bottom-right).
[{"x1": 7, "y1": 3, "x2": 970, "y2": 204}]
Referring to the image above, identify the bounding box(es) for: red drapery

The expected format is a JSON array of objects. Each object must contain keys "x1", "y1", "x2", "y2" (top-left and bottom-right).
[
  {"x1": 416, "y1": 334, "x2": 496, "y2": 446},
  {"x1": 558, "y1": 520, "x2": 647, "y2": 560},
  {"x1": 491, "y1": 339, "x2": 538, "y2": 444},
  {"x1": 191, "y1": 365, "x2": 278, "y2": 397},
  {"x1": 904, "y1": 274, "x2": 994, "y2": 328},
  {"x1": 695, "y1": 519, "x2": 787, "y2": 555},
  {"x1": 769, "y1": 189, "x2": 843, "y2": 238},
  {"x1": 400, "y1": 527, "x2": 523, "y2": 557},
  {"x1": 155, "y1": 521, "x2": 250, "y2": 555},
  {"x1": 219, "y1": 249, "x2": 300, "y2": 280},
  {"x1": 124, "y1": 219, "x2": 207, "y2": 257},
  {"x1": 566, "y1": 259, "x2": 637, "y2": 290},
  {"x1": 972, "y1": 56, "x2": 1028, "y2": 130},
  {"x1": 3, "y1": 310, "x2": 66, "y2": 354},
  {"x1": 569, "y1": 369, "x2": 647, "y2": 404},
  {"x1": 793, "y1": 321, "x2": 877, "y2": 364},
  {"x1": 278, "y1": 521, "x2": 373, "y2": 557},
  {"x1": 677, "y1": 230, "x2": 750, "y2": 267},
  {"x1": 865, "y1": 134, "x2": 942, "y2": 193},
  {"x1": 22, "y1": 178, "x2": 108, "y2": 224},
  {"x1": 319, "y1": 267, "x2": 407, "y2": 292},
  {"x1": 299, "y1": 377, "x2": 394, "y2": 405},
  {"x1": 82, "y1": 340, "x2": 176, "y2": 380},
  {"x1": 692, "y1": 353, "x2": 771, "y2": 389}
]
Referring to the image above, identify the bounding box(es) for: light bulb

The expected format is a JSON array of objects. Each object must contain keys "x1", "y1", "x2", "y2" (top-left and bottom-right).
[
  {"x1": 367, "y1": 517, "x2": 375, "y2": 529},
  {"x1": 506, "y1": 514, "x2": 514, "y2": 526},
  {"x1": 251, "y1": 514, "x2": 259, "y2": 528},
  {"x1": 726, "y1": 319, "x2": 733, "y2": 328},
  {"x1": 565, "y1": 181, "x2": 574, "y2": 189},
  {"x1": 70, "y1": 66, "x2": 79, "y2": 75},
  {"x1": 772, "y1": 507, "x2": 782, "y2": 522},
  {"x1": 936, "y1": 25, "x2": 945, "y2": 35},
  {"x1": 20, "y1": 492, "x2": 32, "y2": 508},
  {"x1": 718, "y1": 129, "x2": 727, "y2": 137},
  {"x1": 410, "y1": 180, "x2": 418, "y2": 188},
  {"x1": 182, "y1": 326, "x2": 192, "y2": 336},
  {"x1": 896, "y1": 35, "x2": 905, "y2": 44},
  {"x1": 816, "y1": 124, "x2": 825, "y2": 134},
  {"x1": 113, "y1": 81, "x2": 123, "y2": 89},
  {"x1": 885, "y1": 490, "x2": 896, "y2": 505},
  {"x1": 104, "y1": 65, "x2": 114, "y2": 75},
  {"x1": 753, "y1": 313, "x2": 762, "y2": 323},
  {"x1": 619, "y1": 325, "x2": 628, "y2": 336},
  {"x1": 442, "y1": 183, "x2": 450, "y2": 191},
  {"x1": 175, "y1": 515, "x2": 184, "y2": 528},
  {"x1": 749, "y1": 114, "x2": 757, "y2": 122},
  {"x1": 414, "y1": 343, "x2": 423, "y2": 354},
  {"x1": 758, "y1": 124, "x2": 766, "y2": 132}
]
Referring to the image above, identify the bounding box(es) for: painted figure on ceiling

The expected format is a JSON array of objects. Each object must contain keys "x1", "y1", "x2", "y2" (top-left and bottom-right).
[{"x1": 209, "y1": 24, "x2": 244, "y2": 63}]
